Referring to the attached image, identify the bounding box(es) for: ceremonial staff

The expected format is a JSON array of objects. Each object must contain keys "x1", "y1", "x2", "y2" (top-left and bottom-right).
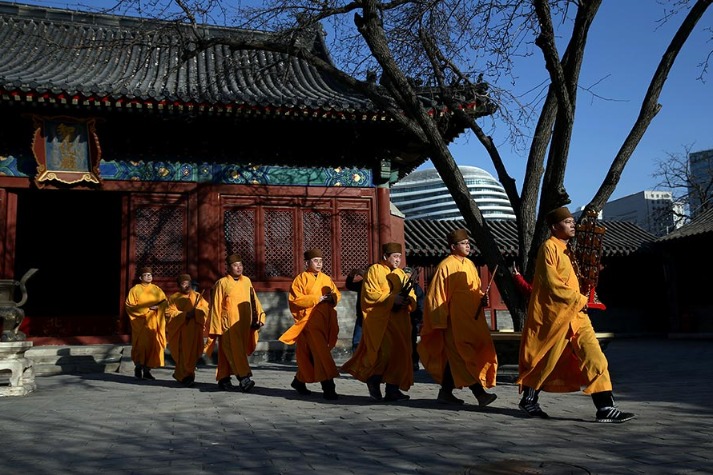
[{"x1": 474, "y1": 264, "x2": 498, "y2": 320}]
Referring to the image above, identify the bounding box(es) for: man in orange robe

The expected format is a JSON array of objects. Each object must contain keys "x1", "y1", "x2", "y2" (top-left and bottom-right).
[
  {"x1": 280, "y1": 249, "x2": 341, "y2": 400},
  {"x1": 517, "y1": 207, "x2": 635, "y2": 423},
  {"x1": 341, "y1": 242, "x2": 415, "y2": 402},
  {"x1": 208, "y1": 254, "x2": 266, "y2": 392},
  {"x1": 418, "y1": 228, "x2": 498, "y2": 407},
  {"x1": 166, "y1": 273, "x2": 209, "y2": 387},
  {"x1": 125, "y1": 266, "x2": 167, "y2": 380}
]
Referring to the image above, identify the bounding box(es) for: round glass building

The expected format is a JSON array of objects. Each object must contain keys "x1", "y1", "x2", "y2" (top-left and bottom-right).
[{"x1": 391, "y1": 166, "x2": 516, "y2": 221}]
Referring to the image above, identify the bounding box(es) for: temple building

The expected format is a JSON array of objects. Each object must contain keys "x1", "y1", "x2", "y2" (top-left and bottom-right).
[{"x1": 0, "y1": 3, "x2": 491, "y2": 346}]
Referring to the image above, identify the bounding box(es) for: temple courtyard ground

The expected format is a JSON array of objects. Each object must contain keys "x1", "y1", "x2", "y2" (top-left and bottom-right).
[{"x1": 1, "y1": 337, "x2": 711, "y2": 474}]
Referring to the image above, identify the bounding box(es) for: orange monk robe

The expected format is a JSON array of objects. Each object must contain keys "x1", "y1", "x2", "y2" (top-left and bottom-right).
[
  {"x1": 125, "y1": 282, "x2": 167, "y2": 368},
  {"x1": 279, "y1": 271, "x2": 341, "y2": 383},
  {"x1": 208, "y1": 275, "x2": 266, "y2": 381},
  {"x1": 517, "y1": 236, "x2": 611, "y2": 394},
  {"x1": 418, "y1": 254, "x2": 498, "y2": 389},
  {"x1": 166, "y1": 289, "x2": 209, "y2": 383},
  {"x1": 341, "y1": 263, "x2": 416, "y2": 391}
]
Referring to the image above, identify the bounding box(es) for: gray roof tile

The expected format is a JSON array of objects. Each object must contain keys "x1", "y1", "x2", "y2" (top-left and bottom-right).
[
  {"x1": 0, "y1": 4, "x2": 371, "y2": 110},
  {"x1": 657, "y1": 206, "x2": 713, "y2": 242},
  {"x1": 405, "y1": 218, "x2": 655, "y2": 259}
]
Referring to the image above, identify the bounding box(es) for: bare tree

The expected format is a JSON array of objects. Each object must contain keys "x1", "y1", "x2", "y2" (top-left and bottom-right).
[
  {"x1": 654, "y1": 144, "x2": 713, "y2": 221},
  {"x1": 64, "y1": 0, "x2": 711, "y2": 329}
]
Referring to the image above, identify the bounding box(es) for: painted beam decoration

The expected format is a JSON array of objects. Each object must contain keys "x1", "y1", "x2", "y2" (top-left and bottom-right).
[
  {"x1": 1, "y1": 152, "x2": 372, "y2": 188},
  {"x1": 98, "y1": 161, "x2": 372, "y2": 187}
]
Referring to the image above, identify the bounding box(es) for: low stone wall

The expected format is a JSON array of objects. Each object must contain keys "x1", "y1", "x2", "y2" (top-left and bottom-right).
[
  {"x1": 25, "y1": 343, "x2": 124, "y2": 376},
  {"x1": 0, "y1": 341, "x2": 36, "y2": 396},
  {"x1": 256, "y1": 290, "x2": 359, "y2": 355}
]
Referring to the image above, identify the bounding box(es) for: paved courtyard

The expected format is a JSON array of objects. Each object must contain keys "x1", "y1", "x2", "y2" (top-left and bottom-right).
[{"x1": 1, "y1": 337, "x2": 711, "y2": 474}]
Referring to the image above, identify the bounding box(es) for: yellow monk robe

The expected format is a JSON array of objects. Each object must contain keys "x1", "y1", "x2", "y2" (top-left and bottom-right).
[
  {"x1": 125, "y1": 282, "x2": 167, "y2": 369},
  {"x1": 418, "y1": 254, "x2": 498, "y2": 389},
  {"x1": 341, "y1": 263, "x2": 415, "y2": 391},
  {"x1": 279, "y1": 271, "x2": 341, "y2": 383},
  {"x1": 166, "y1": 289, "x2": 209, "y2": 383},
  {"x1": 208, "y1": 275, "x2": 265, "y2": 381},
  {"x1": 517, "y1": 236, "x2": 612, "y2": 394}
]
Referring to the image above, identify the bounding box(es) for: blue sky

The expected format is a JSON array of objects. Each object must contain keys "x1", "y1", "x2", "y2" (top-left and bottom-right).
[{"x1": 9, "y1": 1, "x2": 711, "y2": 209}]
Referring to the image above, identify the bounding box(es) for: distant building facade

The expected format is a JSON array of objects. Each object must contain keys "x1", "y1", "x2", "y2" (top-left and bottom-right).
[
  {"x1": 390, "y1": 166, "x2": 515, "y2": 220},
  {"x1": 602, "y1": 190, "x2": 684, "y2": 237},
  {"x1": 688, "y1": 148, "x2": 713, "y2": 218}
]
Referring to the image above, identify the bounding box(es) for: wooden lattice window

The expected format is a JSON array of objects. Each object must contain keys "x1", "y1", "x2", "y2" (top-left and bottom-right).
[
  {"x1": 221, "y1": 194, "x2": 374, "y2": 283},
  {"x1": 135, "y1": 206, "x2": 185, "y2": 278},
  {"x1": 303, "y1": 210, "x2": 333, "y2": 277},
  {"x1": 340, "y1": 209, "x2": 370, "y2": 277},
  {"x1": 224, "y1": 207, "x2": 257, "y2": 278},
  {"x1": 264, "y1": 208, "x2": 295, "y2": 278}
]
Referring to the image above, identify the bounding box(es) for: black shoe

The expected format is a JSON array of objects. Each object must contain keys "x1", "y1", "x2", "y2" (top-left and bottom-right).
[
  {"x1": 384, "y1": 390, "x2": 410, "y2": 402},
  {"x1": 476, "y1": 392, "x2": 498, "y2": 407},
  {"x1": 413, "y1": 363, "x2": 420, "y2": 372},
  {"x1": 366, "y1": 381, "x2": 383, "y2": 401},
  {"x1": 322, "y1": 387, "x2": 339, "y2": 400},
  {"x1": 437, "y1": 389, "x2": 464, "y2": 405},
  {"x1": 596, "y1": 407, "x2": 635, "y2": 423},
  {"x1": 238, "y1": 377, "x2": 255, "y2": 393},
  {"x1": 181, "y1": 375, "x2": 195, "y2": 387},
  {"x1": 134, "y1": 366, "x2": 142, "y2": 380},
  {"x1": 320, "y1": 379, "x2": 339, "y2": 400},
  {"x1": 218, "y1": 377, "x2": 235, "y2": 391},
  {"x1": 518, "y1": 401, "x2": 549, "y2": 419},
  {"x1": 142, "y1": 369, "x2": 156, "y2": 380},
  {"x1": 291, "y1": 378, "x2": 312, "y2": 396}
]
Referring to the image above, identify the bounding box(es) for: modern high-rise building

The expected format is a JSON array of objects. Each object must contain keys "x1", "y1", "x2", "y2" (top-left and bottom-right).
[
  {"x1": 688, "y1": 148, "x2": 713, "y2": 218},
  {"x1": 390, "y1": 166, "x2": 516, "y2": 220},
  {"x1": 602, "y1": 190, "x2": 684, "y2": 237}
]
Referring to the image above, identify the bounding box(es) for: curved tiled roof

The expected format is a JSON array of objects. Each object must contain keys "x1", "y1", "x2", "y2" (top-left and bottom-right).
[
  {"x1": 0, "y1": 3, "x2": 492, "y2": 121},
  {"x1": 657, "y1": 206, "x2": 713, "y2": 242},
  {"x1": 405, "y1": 218, "x2": 656, "y2": 259},
  {"x1": 0, "y1": 4, "x2": 368, "y2": 110}
]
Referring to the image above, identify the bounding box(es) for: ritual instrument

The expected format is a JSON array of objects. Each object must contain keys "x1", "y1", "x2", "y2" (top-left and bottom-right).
[
  {"x1": 187, "y1": 289, "x2": 205, "y2": 321},
  {"x1": 570, "y1": 210, "x2": 607, "y2": 311},
  {"x1": 474, "y1": 264, "x2": 498, "y2": 320},
  {"x1": 392, "y1": 267, "x2": 420, "y2": 311},
  {"x1": 401, "y1": 267, "x2": 420, "y2": 297},
  {"x1": 193, "y1": 289, "x2": 205, "y2": 308},
  {"x1": 249, "y1": 286, "x2": 265, "y2": 330}
]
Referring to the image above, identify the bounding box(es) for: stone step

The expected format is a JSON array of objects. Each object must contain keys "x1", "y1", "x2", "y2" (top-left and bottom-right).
[
  {"x1": 24, "y1": 344, "x2": 127, "y2": 376},
  {"x1": 21, "y1": 341, "x2": 302, "y2": 376}
]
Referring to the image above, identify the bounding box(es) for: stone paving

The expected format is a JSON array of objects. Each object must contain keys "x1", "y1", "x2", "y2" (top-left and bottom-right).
[{"x1": 1, "y1": 337, "x2": 712, "y2": 474}]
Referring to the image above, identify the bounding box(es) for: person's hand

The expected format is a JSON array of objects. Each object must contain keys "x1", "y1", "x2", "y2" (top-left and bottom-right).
[
  {"x1": 149, "y1": 305, "x2": 158, "y2": 311},
  {"x1": 511, "y1": 263, "x2": 520, "y2": 276}
]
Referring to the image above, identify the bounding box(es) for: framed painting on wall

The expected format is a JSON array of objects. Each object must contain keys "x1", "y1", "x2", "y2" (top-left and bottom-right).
[{"x1": 32, "y1": 116, "x2": 102, "y2": 186}]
